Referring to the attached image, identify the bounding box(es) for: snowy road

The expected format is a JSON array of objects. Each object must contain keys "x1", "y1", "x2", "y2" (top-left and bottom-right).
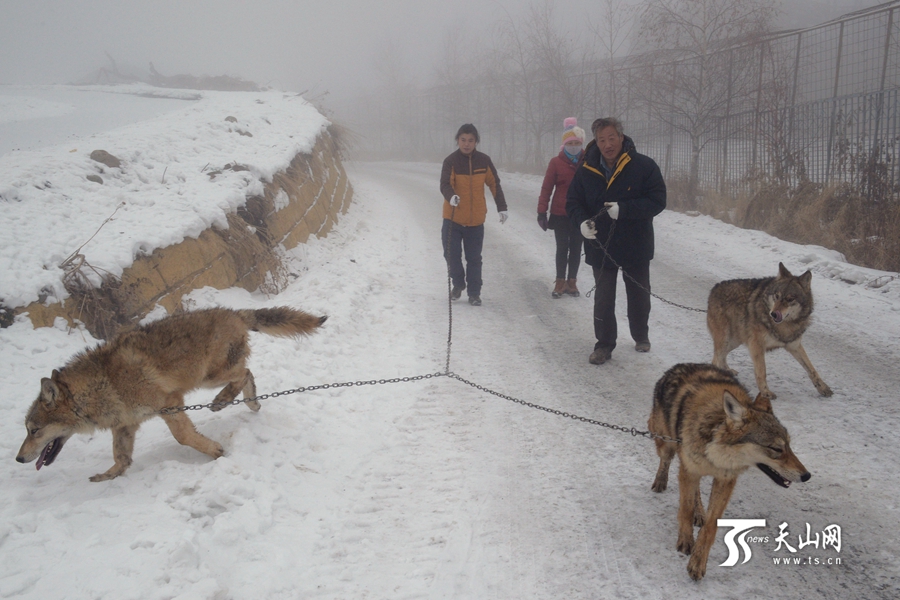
[
  {"x1": 1, "y1": 160, "x2": 899, "y2": 599},
  {"x1": 340, "y1": 162, "x2": 900, "y2": 598}
]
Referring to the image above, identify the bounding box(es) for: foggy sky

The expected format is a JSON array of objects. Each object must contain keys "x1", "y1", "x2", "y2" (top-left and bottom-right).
[{"x1": 0, "y1": 0, "x2": 878, "y2": 104}]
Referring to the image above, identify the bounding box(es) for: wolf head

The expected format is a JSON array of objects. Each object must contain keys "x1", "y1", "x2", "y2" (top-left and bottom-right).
[
  {"x1": 718, "y1": 391, "x2": 811, "y2": 488},
  {"x1": 766, "y1": 263, "x2": 813, "y2": 324},
  {"x1": 16, "y1": 370, "x2": 85, "y2": 470}
]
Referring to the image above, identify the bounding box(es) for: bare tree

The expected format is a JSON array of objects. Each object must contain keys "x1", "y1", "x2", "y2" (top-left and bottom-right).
[
  {"x1": 492, "y1": 0, "x2": 591, "y2": 168},
  {"x1": 588, "y1": 0, "x2": 638, "y2": 116},
  {"x1": 636, "y1": 0, "x2": 777, "y2": 205},
  {"x1": 434, "y1": 27, "x2": 469, "y2": 90},
  {"x1": 754, "y1": 37, "x2": 809, "y2": 185}
]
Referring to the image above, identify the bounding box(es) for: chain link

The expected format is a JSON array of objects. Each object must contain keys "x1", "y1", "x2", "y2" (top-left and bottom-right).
[
  {"x1": 585, "y1": 209, "x2": 707, "y2": 313},
  {"x1": 159, "y1": 372, "x2": 447, "y2": 414},
  {"x1": 444, "y1": 204, "x2": 456, "y2": 374},
  {"x1": 158, "y1": 202, "x2": 680, "y2": 444},
  {"x1": 446, "y1": 372, "x2": 680, "y2": 444}
]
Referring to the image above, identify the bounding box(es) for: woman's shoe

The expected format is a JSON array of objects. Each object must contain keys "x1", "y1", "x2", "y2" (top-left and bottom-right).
[{"x1": 552, "y1": 278, "x2": 566, "y2": 298}]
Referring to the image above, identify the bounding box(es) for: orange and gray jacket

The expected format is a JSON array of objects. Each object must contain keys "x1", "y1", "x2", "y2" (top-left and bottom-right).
[{"x1": 440, "y1": 149, "x2": 508, "y2": 227}]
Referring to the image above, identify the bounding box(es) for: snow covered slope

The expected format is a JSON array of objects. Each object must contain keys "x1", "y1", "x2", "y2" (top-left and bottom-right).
[{"x1": 0, "y1": 84, "x2": 328, "y2": 309}]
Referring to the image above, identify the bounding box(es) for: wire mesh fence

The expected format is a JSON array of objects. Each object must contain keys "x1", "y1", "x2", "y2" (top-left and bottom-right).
[{"x1": 351, "y1": 2, "x2": 900, "y2": 202}]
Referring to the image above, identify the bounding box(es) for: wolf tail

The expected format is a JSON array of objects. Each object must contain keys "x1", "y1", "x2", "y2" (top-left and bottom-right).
[{"x1": 240, "y1": 307, "x2": 327, "y2": 337}]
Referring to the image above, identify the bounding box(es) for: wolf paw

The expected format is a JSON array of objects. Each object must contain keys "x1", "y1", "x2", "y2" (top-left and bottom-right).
[
  {"x1": 677, "y1": 535, "x2": 694, "y2": 556},
  {"x1": 651, "y1": 479, "x2": 667, "y2": 493},
  {"x1": 90, "y1": 469, "x2": 122, "y2": 482},
  {"x1": 817, "y1": 383, "x2": 833, "y2": 397},
  {"x1": 210, "y1": 443, "x2": 225, "y2": 459},
  {"x1": 693, "y1": 512, "x2": 706, "y2": 528},
  {"x1": 687, "y1": 555, "x2": 707, "y2": 581}
]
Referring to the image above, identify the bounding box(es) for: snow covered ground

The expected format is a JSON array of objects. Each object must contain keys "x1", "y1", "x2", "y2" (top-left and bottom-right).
[
  {"x1": 0, "y1": 84, "x2": 328, "y2": 308},
  {"x1": 1, "y1": 87, "x2": 900, "y2": 599}
]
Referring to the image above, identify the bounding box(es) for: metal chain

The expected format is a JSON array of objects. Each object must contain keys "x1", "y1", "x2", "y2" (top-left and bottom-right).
[
  {"x1": 447, "y1": 372, "x2": 680, "y2": 444},
  {"x1": 159, "y1": 373, "x2": 447, "y2": 414},
  {"x1": 444, "y1": 204, "x2": 457, "y2": 374},
  {"x1": 158, "y1": 200, "x2": 681, "y2": 444},
  {"x1": 584, "y1": 208, "x2": 707, "y2": 313}
]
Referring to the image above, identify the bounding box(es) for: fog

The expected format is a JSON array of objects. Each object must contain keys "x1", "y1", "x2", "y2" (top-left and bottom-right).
[{"x1": 0, "y1": 0, "x2": 875, "y2": 105}]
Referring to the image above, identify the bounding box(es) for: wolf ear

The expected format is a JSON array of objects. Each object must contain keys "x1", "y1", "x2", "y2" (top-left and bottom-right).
[
  {"x1": 40, "y1": 377, "x2": 60, "y2": 407},
  {"x1": 723, "y1": 391, "x2": 748, "y2": 424},
  {"x1": 777, "y1": 262, "x2": 792, "y2": 279},
  {"x1": 752, "y1": 393, "x2": 773, "y2": 413},
  {"x1": 798, "y1": 269, "x2": 812, "y2": 289}
]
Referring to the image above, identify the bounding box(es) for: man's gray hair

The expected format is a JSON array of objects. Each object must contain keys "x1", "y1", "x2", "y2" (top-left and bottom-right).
[{"x1": 591, "y1": 117, "x2": 624, "y2": 137}]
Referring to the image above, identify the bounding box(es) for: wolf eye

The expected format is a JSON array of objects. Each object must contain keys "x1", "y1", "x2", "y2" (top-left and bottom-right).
[
  {"x1": 785, "y1": 295, "x2": 795, "y2": 303},
  {"x1": 767, "y1": 445, "x2": 783, "y2": 455},
  {"x1": 29, "y1": 427, "x2": 40, "y2": 436}
]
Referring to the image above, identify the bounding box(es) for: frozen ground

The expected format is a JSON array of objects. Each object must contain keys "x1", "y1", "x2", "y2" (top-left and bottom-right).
[{"x1": 1, "y1": 86, "x2": 899, "y2": 599}]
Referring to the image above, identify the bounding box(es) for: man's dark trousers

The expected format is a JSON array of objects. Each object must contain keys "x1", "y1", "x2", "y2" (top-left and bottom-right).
[
  {"x1": 442, "y1": 219, "x2": 484, "y2": 297},
  {"x1": 591, "y1": 261, "x2": 650, "y2": 351}
]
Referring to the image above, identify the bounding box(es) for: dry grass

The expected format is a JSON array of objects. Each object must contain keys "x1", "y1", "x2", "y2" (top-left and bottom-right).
[
  {"x1": 62, "y1": 264, "x2": 130, "y2": 340},
  {"x1": 694, "y1": 180, "x2": 900, "y2": 273}
]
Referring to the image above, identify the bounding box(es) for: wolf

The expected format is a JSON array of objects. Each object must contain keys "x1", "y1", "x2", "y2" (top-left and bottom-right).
[
  {"x1": 648, "y1": 363, "x2": 810, "y2": 581},
  {"x1": 707, "y1": 262, "x2": 832, "y2": 399},
  {"x1": 16, "y1": 306, "x2": 326, "y2": 482}
]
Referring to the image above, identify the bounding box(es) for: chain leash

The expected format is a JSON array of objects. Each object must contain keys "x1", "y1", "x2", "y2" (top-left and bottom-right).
[
  {"x1": 444, "y1": 203, "x2": 457, "y2": 374},
  {"x1": 159, "y1": 198, "x2": 680, "y2": 444},
  {"x1": 161, "y1": 369, "x2": 679, "y2": 444},
  {"x1": 583, "y1": 208, "x2": 707, "y2": 313},
  {"x1": 446, "y1": 372, "x2": 680, "y2": 444},
  {"x1": 159, "y1": 373, "x2": 447, "y2": 415}
]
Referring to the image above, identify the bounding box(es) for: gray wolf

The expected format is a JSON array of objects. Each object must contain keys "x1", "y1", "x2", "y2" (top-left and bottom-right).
[
  {"x1": 648, "y1": 363, "x2": 810, "y2": 581},
  {"x1": 16, "y1": 307, "x2": 326, "y2": 482},
  {"x1": 707, "y1": 262, "x2": 832, "y2": 398}
]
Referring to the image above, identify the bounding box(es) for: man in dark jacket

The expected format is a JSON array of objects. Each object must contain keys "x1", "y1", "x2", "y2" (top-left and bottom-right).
[{"x1": 566, "y1": 117, "x2": 666, "y2": 364}]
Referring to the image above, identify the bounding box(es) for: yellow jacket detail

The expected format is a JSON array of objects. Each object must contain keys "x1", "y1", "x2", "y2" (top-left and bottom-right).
[{"x1": 440, "y1": 149, "x2": 507, "y2": 226}]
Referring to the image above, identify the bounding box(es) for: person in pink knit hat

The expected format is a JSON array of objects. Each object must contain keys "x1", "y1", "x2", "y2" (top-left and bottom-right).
[{"x1": 538, "y1": 117, "x2": 585, "y2": 298}]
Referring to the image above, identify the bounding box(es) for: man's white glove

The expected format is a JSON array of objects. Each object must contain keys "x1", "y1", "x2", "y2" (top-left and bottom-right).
[
  {"x1": 449, "y1": 194, "x2": 460, "y2": 207},
  {"x1": 499, "y1": 211, "x2": 508, "y2": 224},
  {"x1": 604, "y1": 202, "x2": 619, "y2": 220},
  {"x1": 580, "y1": 219, "x2": 597, "y2": 239}
]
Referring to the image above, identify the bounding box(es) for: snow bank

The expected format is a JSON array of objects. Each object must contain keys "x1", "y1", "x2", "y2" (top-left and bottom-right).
[{"x1": 0, "y1": 84, "x2": 331, "y2": 311}]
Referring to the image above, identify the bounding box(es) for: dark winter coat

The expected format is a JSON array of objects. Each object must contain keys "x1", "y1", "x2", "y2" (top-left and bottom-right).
[
  {"x1": 538, "y1": 150, "x2": 579, "y2": 217},
  {"x1": 566, "y1": 136, "x2": 666, "y2": 268},
  {"x1": 440, "y1": 149, "x2": 507, "y2": 227}
]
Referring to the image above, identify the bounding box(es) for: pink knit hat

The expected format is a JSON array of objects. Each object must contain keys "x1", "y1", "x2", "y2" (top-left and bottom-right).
[{"x1": 561, "y1": 117, "x2": 585, "y2": 145}]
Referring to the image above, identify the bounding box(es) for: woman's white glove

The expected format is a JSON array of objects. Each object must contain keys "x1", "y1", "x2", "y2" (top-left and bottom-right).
[
  {"x1": 449, "y1": 195, "x2": 460, "y2": 207},
  {"x1": 499, "y1": 211, "x2": 508, "y2": 224},
  {"x1": 580, "y1": 219, "x2": 597, "y2": 239},
  {"x1": 604, "y1": 202, "x2": 619, "y2": 220}
]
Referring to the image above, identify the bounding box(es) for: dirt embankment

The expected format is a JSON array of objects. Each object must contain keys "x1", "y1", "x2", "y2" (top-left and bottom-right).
[{"x1": 19, "y1": 130, "x2": 352, "y2": 339}]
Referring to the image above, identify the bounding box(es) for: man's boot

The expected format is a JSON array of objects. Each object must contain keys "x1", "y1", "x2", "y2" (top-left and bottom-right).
[{"x1": 565, "y1": 278, "x2": 580, "y2": 297}]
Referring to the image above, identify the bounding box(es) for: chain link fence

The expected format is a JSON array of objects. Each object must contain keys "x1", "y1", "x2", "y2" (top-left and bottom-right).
[{"x1": 350, "y1": 2, "x2": 900, "y2": 202}]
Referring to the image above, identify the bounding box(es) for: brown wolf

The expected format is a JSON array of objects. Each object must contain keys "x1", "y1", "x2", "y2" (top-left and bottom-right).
[
  {"x1": 16, "y1": 307, "x2": 326, "y2": 482},
  {"x1": 648, "y1": 363, "x2": 810, "y2": 581},
  {"x1": 707, "y1": 262, "x2": 832, "y2": 399}
]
